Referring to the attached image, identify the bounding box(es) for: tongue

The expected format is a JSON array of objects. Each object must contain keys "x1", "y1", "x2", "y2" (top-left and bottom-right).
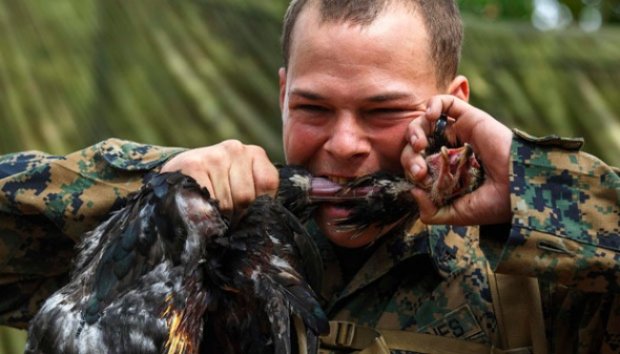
[
  {"x1": 310, "y1": 177, "x2": 375, "y2": 201},
  {"x1": 310, "y1": 177, "x2": 343, "y2": 196}
]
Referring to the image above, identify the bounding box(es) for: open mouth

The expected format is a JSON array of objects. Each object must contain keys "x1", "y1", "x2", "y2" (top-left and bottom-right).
[
  {"x1": 309, "y1": 176, "x2": 377, "y2": 203},
  {"x1": 327, "y1": 176, "x2": 352, "y2": 185}
]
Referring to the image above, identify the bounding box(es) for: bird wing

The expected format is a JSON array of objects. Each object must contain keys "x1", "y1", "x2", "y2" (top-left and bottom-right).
[{"x1": 82, "y1": 174, "x2": 173, "y2": 324}]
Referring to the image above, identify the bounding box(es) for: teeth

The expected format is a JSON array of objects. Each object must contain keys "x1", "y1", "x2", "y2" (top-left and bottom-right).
[{"x1": 327, "y1": 176, "x2": 352, "y2": 185}]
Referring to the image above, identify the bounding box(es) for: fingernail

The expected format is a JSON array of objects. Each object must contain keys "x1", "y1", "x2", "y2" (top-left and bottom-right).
[
  {"x1": 411, "y1": 164, "x2": 421, "y2": 177},
  {"x1": 410, "y1": 135, "x2": 417, "y2": 146}
]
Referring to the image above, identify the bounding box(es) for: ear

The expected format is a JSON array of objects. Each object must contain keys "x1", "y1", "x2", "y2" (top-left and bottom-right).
[
  {"x1": 447, "y1": 75, "x2": 470, "y2": 102},
  {"x1": 278, "y1": 67, "x2": 287, "y2": 111}
]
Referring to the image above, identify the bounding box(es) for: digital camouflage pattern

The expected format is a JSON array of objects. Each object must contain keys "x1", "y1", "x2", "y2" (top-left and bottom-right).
[
  {"x1": 1, "y1": 135, "x2": 619, "y2": 353},
  {"x1": 312, "y1": 130, "x2": 620, "y2": 354},
  {"x1": 0, "y1": 139, "x2": 184, "y2": 328}
]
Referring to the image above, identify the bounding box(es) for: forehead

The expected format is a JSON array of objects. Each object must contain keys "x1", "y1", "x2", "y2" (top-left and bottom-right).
[
  {"x1": 291, "y1": 3, "x2": 429, "y2": 55},
  {"x1": 287, "y1": 2, "x2": 434, "y2": 84},
  {"x1": 314, "y1": 0, "x2": 418, "y2": 25}
]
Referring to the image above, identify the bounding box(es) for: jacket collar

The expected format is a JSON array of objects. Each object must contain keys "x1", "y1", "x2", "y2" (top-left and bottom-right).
[{"x1": 308, "y1": 219, "x2": 479, "y2": 312}]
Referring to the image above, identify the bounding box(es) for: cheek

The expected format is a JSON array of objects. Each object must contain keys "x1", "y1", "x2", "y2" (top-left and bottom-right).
[
  {"x1": 283, "y1": 120, "x2": 325, "y2": 165},
  {"x1": 370, "y1": 122, "x2": 410, "y2": 170}
]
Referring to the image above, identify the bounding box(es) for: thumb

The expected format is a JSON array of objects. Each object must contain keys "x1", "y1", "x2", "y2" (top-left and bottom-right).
[
  {"x1": 411, "y1": 187, "x2": 474, "y2": 225},
  {"x1": 411, "y1": 188, "x2": 445, "y2": 224}
]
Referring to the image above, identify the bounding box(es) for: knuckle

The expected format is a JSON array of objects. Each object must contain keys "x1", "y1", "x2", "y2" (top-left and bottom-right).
[
  {"x1": 207, "y1": 154, "x2": 226, "y2": 169},
  {"x1": 411, "y1": 117, "x2": 424, "y2": 128},
  {"x1": 220, "y1": 139, "x2": 244, "y2": 153},
  {"x1": 234, "y1": 190, "x2": 255, "y2": 207},
  {"x1": 400, "y1": 156, "x2": 411, "y2": 172},
  {"x1": 247, "y1": 144, "x2": 268, "y2": 157},
  {"x1": 401, "y1": 145, "x2": 413, "y2": 161},
  {"x1": 184, "y1": 152, "x2": 205, "y2": 167},
  {"x1": 255, "y1": 167, "x2": 279, "y2": 194},
  {"x1": 163, "y1": 152, "x2": 199, "y2": 172},
  {"x1": 258, "y1": 176, "x2": 279, "y2": 195}
]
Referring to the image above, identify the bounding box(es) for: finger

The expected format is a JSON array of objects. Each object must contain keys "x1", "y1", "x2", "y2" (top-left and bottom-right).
[
  {"x1": 401, "y1": 144, "x2": 428, "y2": 183},
  {"x1": 161, "y1": 152, "x2": 215, "y2": 195},
  {"x1": 426, "y1": 95, "x2": 487, "y2": 145},
  {"x1": 449, "y1": 183, "x2": 512, "y2": 225},
  {"x1": 425, "y1": 96, "x2": 448, "y2": 121},
  {"x1": 229, "y1": 155, "x2": 256, "y2": 212},
  {"x1": 196, "y1": 173, "x2": 215, "y2": 198},
  {"x1": 252, "y1": 157, "x2": 279, "y2": 198},
  {"x1": 416, "y1": 183, "x2": 510, "y2": 226},
  {"x1": 409, "y1": 95, "x2": 465, "y2": 151},
  {"x1": 208, "y1": 162, "x2": 234, "y2": 215},
  {"x1": 407, "y1": 117, "x2": 432, "y2": 153},
  {"x1": 426, "y1": 95, "x2": 466, "y2": 122},
  {"x1": 410, "y1": 188, "x2": 440, "y2": 222},
  {"x1": 412, "y1": 186, "x2": 467, "y2": 225}
]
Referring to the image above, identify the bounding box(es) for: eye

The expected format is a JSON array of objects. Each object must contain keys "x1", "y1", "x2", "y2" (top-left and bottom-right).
[
  {"x1": 370, "y1": 108, "x2": 405, "y2": 114},
  {"x1": 290, "y1": 104, "x2": 331, "y2": 118},
  {"x1": 366, "y1": 107, "x2": 411, "y2": 118},
  {"x1": 297, "y1": 104, "x2": 329, "y2": 113}
]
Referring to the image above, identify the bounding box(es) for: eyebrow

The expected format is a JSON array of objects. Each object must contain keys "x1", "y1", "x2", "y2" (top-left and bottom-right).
[
  {"x1": 366, "y1": 92, "x2": 416, "y2": 103},
  {"x1": 290, "y1": 89, "x2": 419, "y2": 103},
  {"x1": 290, "y1": 89, "x2": 324, "y2": 101}
]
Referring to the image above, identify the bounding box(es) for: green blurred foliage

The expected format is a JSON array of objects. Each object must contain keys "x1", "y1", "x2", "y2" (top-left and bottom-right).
[
  {"x1": 459, "y1": 0, "x2": 620, "y2": 23},
  {"x1": 462, "y1": 20, "x2": 620, "y2": 164},
  {"x1": 1, "y1": 0, "x2": 619, "y2": 352},
  {"x1": 0, "y1": 0, "x2": 290, "y2": 159},
  {"x1": 0, "y1": 327, "x2": 26, "y2": 354},
  {"x1": 459, "y1": 0, "x2": 534, "y2": 21},
  {"x1": 562, "y1": 0, "x2": 620, "y2": 23}
]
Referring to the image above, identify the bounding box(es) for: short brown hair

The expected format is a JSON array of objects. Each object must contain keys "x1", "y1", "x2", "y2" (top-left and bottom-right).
[{"x1": 281, "y1": 0, "x2": 463, "y2": 86}]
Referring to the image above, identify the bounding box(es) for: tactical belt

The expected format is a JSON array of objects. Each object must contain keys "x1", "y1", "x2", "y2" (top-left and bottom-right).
[
  {"x1": 319, "y1": 321, "x2": 534, "y2": 354},
  {"x1": 318, "y1": 271, "x2": 548, "y2": 354}
]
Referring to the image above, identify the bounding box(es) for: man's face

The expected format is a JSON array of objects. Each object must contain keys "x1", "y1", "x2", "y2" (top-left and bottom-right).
[{"x1": 280, "y1": 4, "x2": 443, "y2": 247}]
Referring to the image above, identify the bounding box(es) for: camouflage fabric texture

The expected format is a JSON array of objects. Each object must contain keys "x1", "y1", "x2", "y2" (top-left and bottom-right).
[
  {"x1": 1, "y1": 135, "x2": 618, "y2": 353},
  {"x1": 0, "y1": 139, "x2": 184, "y2": 328}
]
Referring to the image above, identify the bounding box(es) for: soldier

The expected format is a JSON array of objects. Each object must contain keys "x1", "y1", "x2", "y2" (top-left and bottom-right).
[{"x1": 1, "y1": 0, "x2": 619, "y2": 353}]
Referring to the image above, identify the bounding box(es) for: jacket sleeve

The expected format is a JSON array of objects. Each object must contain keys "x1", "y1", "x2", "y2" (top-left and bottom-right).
[
  {"x1": 482, "y1": 129, "x2": 620, "y2": 293},
  {"x1": 0, "y1": 138, "x2": 184, "y2": 328}
]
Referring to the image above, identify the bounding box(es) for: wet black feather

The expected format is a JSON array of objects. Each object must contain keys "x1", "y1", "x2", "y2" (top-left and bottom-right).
[{"x1": 26, "y1": 170, "x2": 328, "y2": 354}]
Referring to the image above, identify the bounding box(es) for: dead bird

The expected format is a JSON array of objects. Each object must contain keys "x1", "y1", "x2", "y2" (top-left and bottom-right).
[{"x1": 25, "y1": 171, "x2": 328, "y2": 354}]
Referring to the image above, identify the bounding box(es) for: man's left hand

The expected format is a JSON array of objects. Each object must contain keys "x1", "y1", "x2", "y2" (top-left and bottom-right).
[{"x1": 401, "y1": 95, "x2": 513, "y2": 225}]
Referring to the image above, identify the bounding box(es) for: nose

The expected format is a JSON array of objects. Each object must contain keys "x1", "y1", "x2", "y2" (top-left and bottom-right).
[{"x1": 323, "y1": 112, "x2": 371, "y2": 160}]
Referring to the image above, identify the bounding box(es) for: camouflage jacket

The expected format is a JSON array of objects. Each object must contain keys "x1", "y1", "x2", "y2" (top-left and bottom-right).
[{"x1": 1, "y1": 133, "x2": 619, "y2": 353}]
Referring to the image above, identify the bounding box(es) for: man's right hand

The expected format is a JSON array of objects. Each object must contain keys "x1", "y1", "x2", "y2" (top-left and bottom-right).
[{"x1": 160, "y1": 140, "x2": 279, "y2": 215}]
